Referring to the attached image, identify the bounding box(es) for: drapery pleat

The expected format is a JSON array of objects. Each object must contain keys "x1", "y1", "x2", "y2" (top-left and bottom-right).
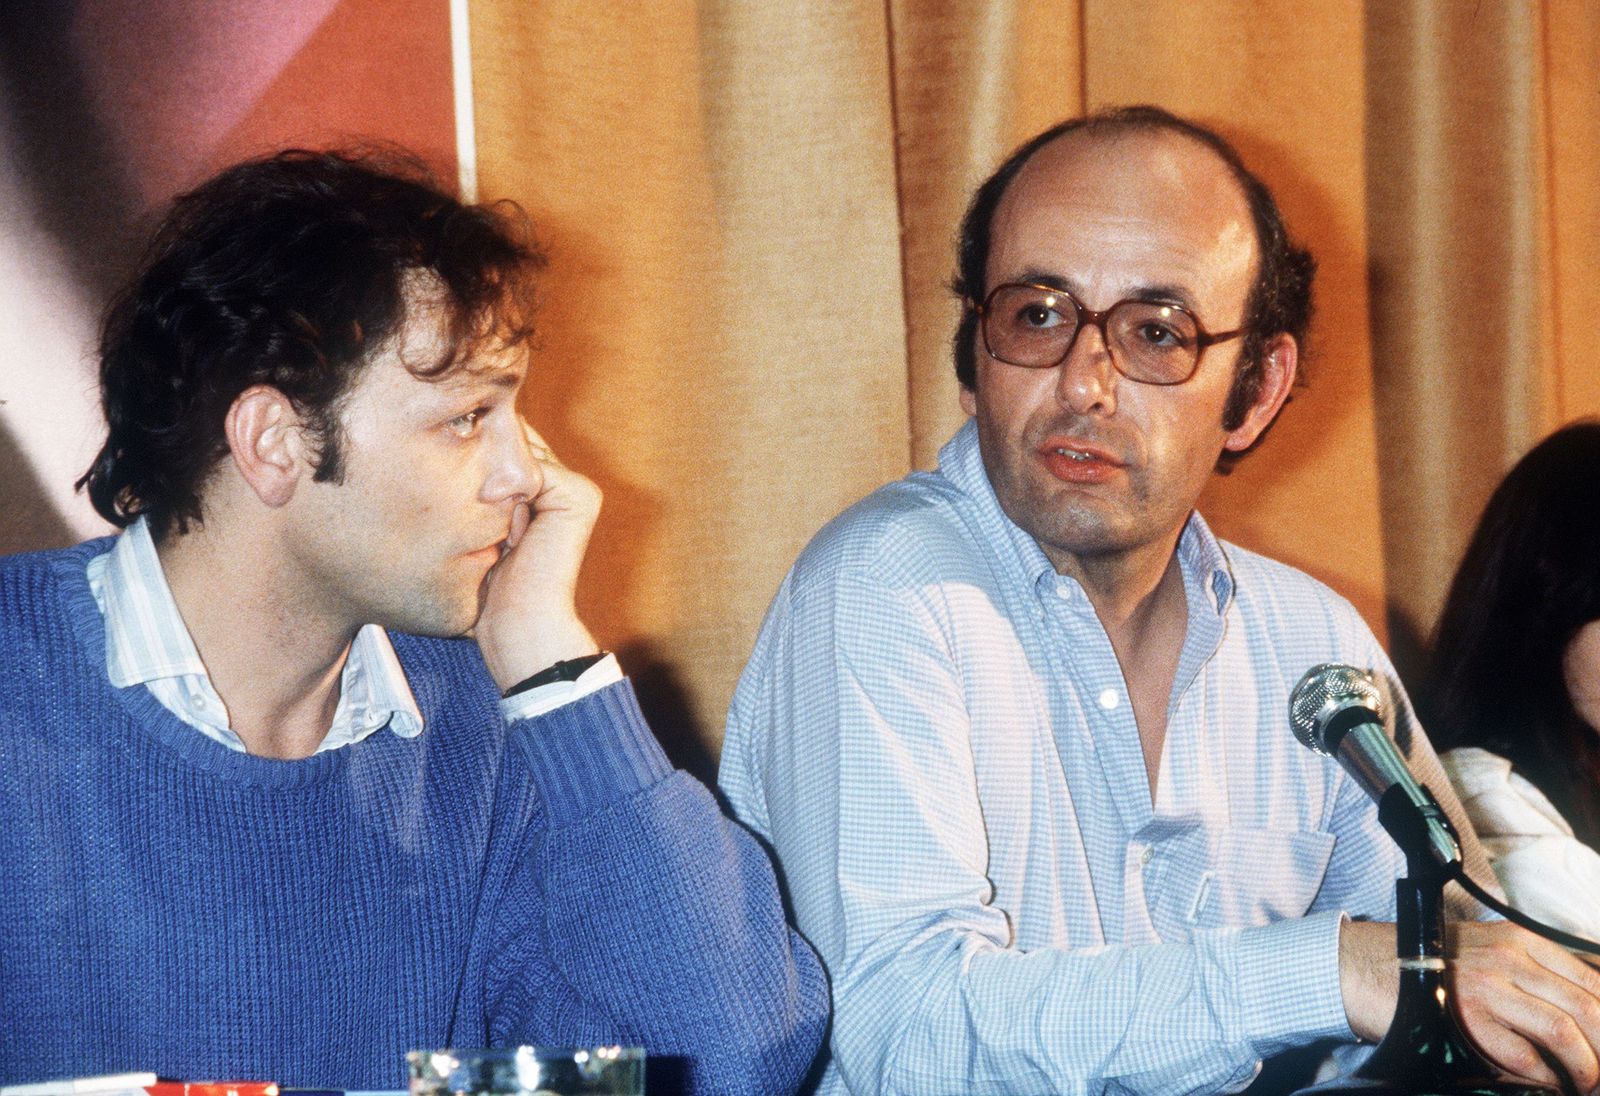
[
  {"x1": 885, "y1": 0, "x2": 1082, "y2": 468},
  {"x1": 470, "y1": 3, "x2": 911, "y2": 762},
  {"x1": 1543, "y1": 2, "x2": 1600, "y2": 429}
]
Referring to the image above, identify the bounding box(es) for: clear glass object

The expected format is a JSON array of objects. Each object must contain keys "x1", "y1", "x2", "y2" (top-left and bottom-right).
[{"x1": 407, "y1": 1046, "x2": 645, "y2": 1096}]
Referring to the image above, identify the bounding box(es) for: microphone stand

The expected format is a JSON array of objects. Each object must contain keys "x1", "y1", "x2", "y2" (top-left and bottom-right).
[{"x1": 1293, "y1": 787, "x2": 1558, "y2": 1095}]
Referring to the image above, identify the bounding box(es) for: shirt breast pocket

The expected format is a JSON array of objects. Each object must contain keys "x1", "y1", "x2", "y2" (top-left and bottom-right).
[{"x1": 1147, "y1": 825, "x2": 1337, "y2": 938}]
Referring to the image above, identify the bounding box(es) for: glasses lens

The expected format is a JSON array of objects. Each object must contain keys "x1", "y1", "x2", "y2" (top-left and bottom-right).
[
  {"x1": 983, "y1": 285, "x2": 1079, "y2": 368},
  {"x1": 1107, "y1": 301, "x2": 1201, "y2": 384}
]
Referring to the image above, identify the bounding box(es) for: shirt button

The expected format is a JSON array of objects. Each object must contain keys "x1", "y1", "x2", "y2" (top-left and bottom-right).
[
  {"x1": 1055, "y1": 584, "x2": 1072, "y2": 600},
  {"x1": 1140, "y1": 846, "x2": 1154, "y2": 867},
  {"x1": 1097, "y1": 688, "x2": 1120, "y2": 711}
]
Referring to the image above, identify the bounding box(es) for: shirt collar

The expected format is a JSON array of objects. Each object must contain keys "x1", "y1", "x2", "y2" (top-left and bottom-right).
[
  {"x1": 98, "y1": 516, "x2": 209, "y2": 686},
  {"x1": 937, "y1": 418, "x2": 1236, "y2": 616},
  {"x1": 325, "y1": 623, "x2": 425, "y2": 746},
  {"x1": 1176, "y1": 510, "x2": 1236, "y2": 617},
  {"x1": 94, "y1": 516, "x2": 423, "y2": 743},
  {"x1": 939, "y1": 419, "x2": 1059, "y2": 589}
]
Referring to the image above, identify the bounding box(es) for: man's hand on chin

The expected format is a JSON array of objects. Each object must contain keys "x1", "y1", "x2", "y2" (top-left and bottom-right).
[
  {"x1": 1340, "y1": 917, "x2": 1600, "y2": 1092},
  {"x1": 474, "y1": 427, "x2": 602, "y2": 693}
]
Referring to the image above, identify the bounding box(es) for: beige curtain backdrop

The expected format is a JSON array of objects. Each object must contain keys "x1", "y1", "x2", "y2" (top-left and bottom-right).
[{"x1": 469, "y1": 0, "x2": 1600, "y2": 769}]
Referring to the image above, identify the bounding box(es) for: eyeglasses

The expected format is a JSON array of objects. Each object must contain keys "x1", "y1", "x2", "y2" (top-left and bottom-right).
[{"x1": 972, "y1": 282, "x2": 1247, "y2": 385}]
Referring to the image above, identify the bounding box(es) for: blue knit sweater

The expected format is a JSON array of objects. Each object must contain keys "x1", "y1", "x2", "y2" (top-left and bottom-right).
[{"x1": 0, "y1": 541, "x2": 827, "y2": 1093}]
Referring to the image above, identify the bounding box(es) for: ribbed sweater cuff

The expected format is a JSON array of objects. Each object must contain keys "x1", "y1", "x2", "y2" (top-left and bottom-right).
[{"x1": 512, "y1": 678, "x2": 673, "y2": 826}]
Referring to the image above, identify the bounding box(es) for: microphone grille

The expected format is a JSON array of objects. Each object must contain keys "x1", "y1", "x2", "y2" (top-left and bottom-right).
[{"x1": 1288, "y1": 663, "x2": 1383, "y2": 755}]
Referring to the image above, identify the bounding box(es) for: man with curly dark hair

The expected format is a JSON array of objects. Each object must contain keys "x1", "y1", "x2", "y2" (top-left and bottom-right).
[{"x1": 0, "y1": 149, "x2": 825, "y2": 1094}]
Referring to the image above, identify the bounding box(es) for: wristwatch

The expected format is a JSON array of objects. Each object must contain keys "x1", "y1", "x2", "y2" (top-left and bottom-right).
[{"x1": 502, "y1": 651, "x2": 610, "y2": 699}]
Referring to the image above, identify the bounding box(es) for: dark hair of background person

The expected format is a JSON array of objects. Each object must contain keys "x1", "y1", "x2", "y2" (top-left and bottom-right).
[
  {"x1": 950, "y1": 104, "x2": 1316, "y2": 449},
  {"x1": 78, "y1": 147, "x2": 546, "y2": 542},
  {"x1": 1423, "y1": 420, "x2": 1600, "y2": 849}
]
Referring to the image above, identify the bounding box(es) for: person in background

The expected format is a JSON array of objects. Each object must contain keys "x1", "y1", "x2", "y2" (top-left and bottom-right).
[
  {"x1": 1429, "y1": 419, "x2": 1600, "y2": 940},
  {"x1": 0, "y1": 148, "x2": 826, "y2": 1093}
]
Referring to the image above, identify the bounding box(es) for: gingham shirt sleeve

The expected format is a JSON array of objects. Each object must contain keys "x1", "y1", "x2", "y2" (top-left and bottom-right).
[{"x1": 725, "y1": 565, "x2": 1355, "y2": 1096}]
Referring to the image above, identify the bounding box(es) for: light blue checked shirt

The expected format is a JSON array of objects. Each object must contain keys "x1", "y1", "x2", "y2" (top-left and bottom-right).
[
  {"x1": 86, "y1": 517, "x2": 619, "y2": 752},
  {"x1": 721, "y1": 420, "x2": 1426, "y2": 1095}
]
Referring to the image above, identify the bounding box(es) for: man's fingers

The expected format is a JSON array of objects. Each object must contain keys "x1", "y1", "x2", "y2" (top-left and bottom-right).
[
  {"x1": 504, "y1": 500, "x2": 531, "y2": 551},
  {"x1": 515, "y1": 420, "x2": 600, "y2": 521},
  {"x1": 1508, "y1": 954, "x2": 1600, "y2": 1090},
  {"x1": 1450, "y1": 929, "x2": 1600, "y2": 1091},
  {"x1": 1529, "y1": 936, "x2": 1600, "y2": 1000},
  {"x1": 522, "y1": 420, "x2": 557, "y2": 465},
  {"x1": 1460, "y1": 922, "x2": 1600, "y2": 1053},
  {"x1": 1467, "y1": 983, "x2": 1595, "y2": 1090},
  {"x1": 1524, "y1": 944, "x2": 1600, "y2": 1055},
  {"x1": 1456, "y1": 1017, "x2": 1560, "y2": 1089}
]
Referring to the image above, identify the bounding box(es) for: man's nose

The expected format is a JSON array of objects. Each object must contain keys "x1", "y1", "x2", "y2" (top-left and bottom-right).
[
  {"x1": 482, "y1": 420, "x2": 544, "y2": 503},
  {"x1": 1054, "y1": 319, "x2": 1119, "y2": 416}
]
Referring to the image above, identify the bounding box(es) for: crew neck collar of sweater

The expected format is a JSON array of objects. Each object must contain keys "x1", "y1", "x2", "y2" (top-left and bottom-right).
[{"x1": 53, "y1": 538, "x2": 393, "y2": 788}]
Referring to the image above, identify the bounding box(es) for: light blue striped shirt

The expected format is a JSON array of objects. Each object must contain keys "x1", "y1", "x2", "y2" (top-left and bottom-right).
[
  {"x1": 86, "y1": 517, "x2": 620, "y2": 752},
  {"x1": 721, "y1": 420, "x2": 1416, "y2": 1095}
]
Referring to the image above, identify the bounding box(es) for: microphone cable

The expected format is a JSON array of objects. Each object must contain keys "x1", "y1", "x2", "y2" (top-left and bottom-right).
[{"x1": 1447, "y1": 864, "x2": 1600, "y2": 957}]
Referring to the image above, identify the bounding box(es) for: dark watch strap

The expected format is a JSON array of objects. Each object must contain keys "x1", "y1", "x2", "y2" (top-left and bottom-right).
[{"x1": 502, "y1": 651, "x2": 610, "y2": 699}]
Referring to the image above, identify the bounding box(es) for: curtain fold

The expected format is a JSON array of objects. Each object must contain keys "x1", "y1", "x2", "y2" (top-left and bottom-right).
[
  {"x1": 1365, "y1": 0, "x2": 1564, "y2": 668},
  {"x1": 1543, "y1": 0, "x2": 1600, "y2": 423},
  {"x1": 886, "y1": 0, "x2": 1082, "y2": 469},
  {"x1": 471, "y1": 2, "x2": 910, "y2": 766}
]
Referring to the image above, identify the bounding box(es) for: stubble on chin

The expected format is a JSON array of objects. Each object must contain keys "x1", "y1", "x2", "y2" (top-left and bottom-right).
[
  {"x1": 997, "y1": 458, "x2": 1151, "y2": 565},
  {"x1": 379, "y1": 573, "x2": 485, "y2": 639},
  {"x1": 977, "y1": 419, "x2": 1139, "y2": 562}
]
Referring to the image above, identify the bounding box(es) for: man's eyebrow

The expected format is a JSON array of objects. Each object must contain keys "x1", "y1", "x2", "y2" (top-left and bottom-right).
[
  {"x1": 1007, "y1": 271, "x2": 1201, "y2": 310},
  {"x1": 444, "y1": 366, "x2": 524, "y2": 394},
  {"x1": 424, "y1": 369, "x2": 524, "y2": 412},
  {"x1": 1127, "y1": 283, "x2": 1196, "y2": 307},
  {"x1": 1015, "y1": 269, "x2": 1076, "y2": 294}
]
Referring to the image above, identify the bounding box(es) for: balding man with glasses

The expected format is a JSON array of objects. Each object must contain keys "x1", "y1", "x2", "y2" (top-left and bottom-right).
[{"x1": 720, "y1": 106, "x2": 1600, "y2": 1094}]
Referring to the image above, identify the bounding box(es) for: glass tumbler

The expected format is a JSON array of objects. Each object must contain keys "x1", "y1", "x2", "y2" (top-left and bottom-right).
[{"x1": 407, "y1": 1046, "x2": 644, "y2": 1096}]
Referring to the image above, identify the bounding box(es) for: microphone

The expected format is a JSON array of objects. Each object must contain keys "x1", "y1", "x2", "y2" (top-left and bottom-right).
[{"x1": 1288, "y1": 663, "x2": 1461, "y2": 869}]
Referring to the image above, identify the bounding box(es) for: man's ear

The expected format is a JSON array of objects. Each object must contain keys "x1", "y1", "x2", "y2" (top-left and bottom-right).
[
  {"x1": 1223, "y1": 334, "x2": 1298, "y2": 452},
  {"x1": 224, "y1": 385, "x2": 307, "y2": 507}
]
